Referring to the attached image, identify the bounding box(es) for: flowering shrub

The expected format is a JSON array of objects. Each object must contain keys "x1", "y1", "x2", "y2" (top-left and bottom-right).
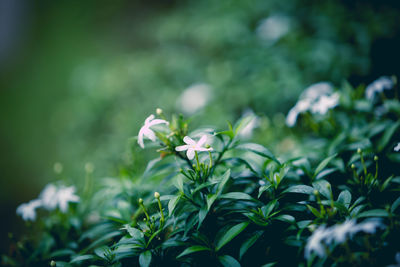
[{"x1": 4, "y1": 77, "x2": 400, "y2": 266}]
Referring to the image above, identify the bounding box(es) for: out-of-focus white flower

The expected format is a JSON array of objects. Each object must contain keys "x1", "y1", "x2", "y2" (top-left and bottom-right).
[
  {"x1": 286, "y1": 82, "x2": 339, "y2": 127},
  {"x1": 56, "y1": 186, "x2": 80, "y2": 213},
  {"x1": 305, "y1": 226, "x2": 332, "y2": 259},
  {"x1": 365, "y1": 76, "x2": 394, "y2": 100},
  {"x1": 39, "y1": 183, "x2": 58, "y2": 210},
  {"x1": 310, "y1": 93, "x2": 340, "y2": 115},
  {"x1": 387, "y1": 252, "x2": 400, "y2": 267},
  {"x1": 305, "y1": 219, "x2": 385, "y2": 259},
  {"x1": 354, "y1": 219, "x2": 384, "y2": 234},
  {"x1": 177, "y1": 83, "x2": 212, "y2": 115},
  {"x1": 301, "y1": 82, "x2": 333, "y2": 101},
  {"x1": 175, "y1": 135, "x2": 213, "y2": 160},
  {"x1": 256, "y1": 14, "x2": 291, "y2": 43},
  {"x1": 16, "y1": 199, "x2": 42, "y2": 221},
  {"x1": 238, "y1": 109, "x2": 260, "y2": 139},
  {"x1": 394, "y1": 142, "x2": 400, "y2": 152},
  {"x1": 138, "y1": 114, "x2": 169, "y2": 149},
  {"x1": 331, "y1": 220, "x2": 357, "y2": 243}
]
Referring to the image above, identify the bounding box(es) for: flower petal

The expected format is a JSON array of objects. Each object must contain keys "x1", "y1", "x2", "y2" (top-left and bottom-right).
[
  {"x1": 197, "y1": 135, "x2": 207, "y2": 147},
  {"x1": 145, "y1": 129, "x2": 156, "y2": 142},
  {"x1": 183, "y1": 136, "x2": 196, "y2": 145},
  {"x1": 147, "y1": 119, "x2": 169, "y2": 127},
  {"x1": 175, "y1": 145, "x2": 189, "y2": 151},
  {"x1": 187, "y1": 148, "x2": 195, "y2": 160},
  {"x1": 138, "y1": 128, "x2": 145, "y2": 148},
  {"x1": 145, "y1": 114, "x2": 155, "y2": 125}
]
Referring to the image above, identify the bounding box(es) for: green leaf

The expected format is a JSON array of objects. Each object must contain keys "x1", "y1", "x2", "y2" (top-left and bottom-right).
[
  {"x1": 70, "y1": 255, "x2": 95, "y2": 264},
  {"x1": 207, "y1": 194, "x2": 218, "y2": 210},
  {"x1": 83, "y1": 231, "x2": 122, "y2": 253},
  {"x1": 139, "y1": 250, "x2": 152, "y2": 267},
  {"x1": 306, "y1": 204, "x2": 321, "y2": 218},
  {"x1": 168, "y1": 195, "x2": 180, "y2": 216},
  {"x1": 235, "y1": 143, "x2": 280, "y2": 164},
  {"x1": 220, "y1": 192, "x2": 257, "y2": 202},
  {"x1": 391, "y1": 196, "x2": 400, "y2": 213},
  {"x1": 378, "y1": 121, "x2": 400, "y2": 151},
  {"x1": 216, "y1": 222, "x2": 249, "y2": 251},
  {"x1": 274, "y1": 214, "x2": 295, "y2": 224},
  {"x1": 177, "y1": 246, "x2": 211, "y2": 258},
  {"x1": 283, "y1": 185, "x2": 314, "y2": 195},
  {"x1": 357, "y1": 209, "x2": 389, "y2": 218},
  {"x1": 219, "y1": 255, "x2": 241, "y2": 267},
  {"x1": 234, "y1": 114, "x2": 256, "y2": 136},
  {"x1": 258, "y1": 184, "x2": 272, "y2": 198},
  {"x1": 124, "y1": 225, "x2": 144, "y2": 240},
  {"x1": 313, "y1": 154, "x2": 337, "y2": 178},
  {"x1": 337, "y1": 190, "x2": 352, "y2": 208},
  {"x1": 198, "y1": 207, "x2": 208, "y2": 229},
  {"x1": 312, "y1": 180, "x2": 332, "y2": 199},
  {"x1": 216, "y1": 169, "x2": 231, "y2": 196},
  {"x1": 239, "y1": 231, "x2": 263, "y2": 259}
]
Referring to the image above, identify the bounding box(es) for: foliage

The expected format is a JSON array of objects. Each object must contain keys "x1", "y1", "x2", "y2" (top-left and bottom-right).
[{"x1": 4, "y1": 78, "x2": 400, "y2": 266}]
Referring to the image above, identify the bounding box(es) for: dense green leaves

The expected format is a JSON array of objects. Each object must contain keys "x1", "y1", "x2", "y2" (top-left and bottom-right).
[{"x1": 215, "y1": 222, "x2": 249, "y2": 251}]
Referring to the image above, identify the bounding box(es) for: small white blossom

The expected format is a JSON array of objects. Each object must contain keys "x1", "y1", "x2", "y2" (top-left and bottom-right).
[
  {"x1": 310, "y1": 92, "x2": 340, "y2": 115},
  {"x1": 387, "y1": 252, "x2": 400, "y2": 267},
  {"x1": 138, "y1": 114, "x2": 169, "y2": 149},
  {"x1": 394, "y1": 142, "x2": 400, "y2": 152},
  {"x1": 305, "y1": 219, "x2": 385, "y2": 259},
  {"x1": 39, "y1": 183, "x2": 58, "y2": 210},
  {"x1": 56, "y1": 186, "x2": 80, "y2": 213},
  {"x1": 256, "y1": 14, "x2": 291, "y2": 43},
  {"x1": 354, "y1": 219, "x2": 384, "y2": 234},
  {"x1": 175, "y1": 135, "x2": 213, "y2": 160},
  {"x1": 305, "y1": 226, "x2": 332, "y2": 259},
  {"x1": 16, "y1": 199, "x2": 42, "y2": 221},
  {"x1": 365, "y1": 76, "x2": 394, "y2": 100},
  {"x1": 177, "y1": 83, "x2": 211, "y2": 115},
  {"x1": 286, "y1": 82, "x2": 339, "y2": 127},
  {"x1": 330, "y1": 220, "x2": 357, "y2": 243}
]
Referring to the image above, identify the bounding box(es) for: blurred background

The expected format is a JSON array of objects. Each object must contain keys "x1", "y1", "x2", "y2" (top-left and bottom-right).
[{"x1": 0, "y1": 0, "x2": 399, "y2": 252}]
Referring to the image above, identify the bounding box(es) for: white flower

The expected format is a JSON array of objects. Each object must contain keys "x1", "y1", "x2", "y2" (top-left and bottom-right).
[
  {"x1": 365, "y1": 76, "x2": 394, "y2": 100},
  {"x1": 175, "y1": 135, "x2": 213, "y2": 160},
  {"x1": 177, "y1": 83, "x2": 211, "y2": 115},
  {"x1": 286, "y1": 82, "x2": 339, "y2": 127},
  {"x1": 305, "y1": 226, "x2": 332, "y2": 259},
  {"x1": 305, "y1": 219, "x2": 385, "y2": 259},
  {"x1": 387, "y1": 252, "x2": 400, "y2": 267},
  {"x1": 39, "y1": 183, "x2": 58, "y2": 210},
  {"x1": 56, "y1": 186, "x2": 80, "y2": 213},
  {"x1": 394, "y1": 142, "x2": 400, "y2": 152},
  {"x1": 256, "y1": 14, "x2": 291, "y2": 43},
  {"x1": 331, "y1": 220, "x2": 357, "y2": 243},
  {"x1": 16, "y1": 199, "x2": 42, "y2": 221},
  {"x1": 310, "y1": 92, "x2": 340, "y2": 115},
  {"x1": 354, "y1": 219, "x2": 384, "y2": 234},
  {"x1": 138, "y1": 114, "x2": 169, "y2": 149}
]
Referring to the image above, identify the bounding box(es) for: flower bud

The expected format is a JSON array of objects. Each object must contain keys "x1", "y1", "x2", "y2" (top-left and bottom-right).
[
  {"x1": 313, "y1": 190, "x2": 319, "y2": 196},
  {"x1": 154, "y1": 192, "x2": 160, "y2": 199},
  {"x1": 85, "y1": 162, "x2": 94, "y2": 173},
  {"x1": 374, "y1": 155, "x2": 379, "y2": 161},
  {"x1": 351, "y1": 164, "x2": 355, "y2": 169},
  {"x1": 357, "y1": 148, "x2": 362, "y2": 154},
  {"x1": 53, "y1": 162, "x2": 63, "y2": 174},
  {"x1": 156, "y1": 108, "x2": 163, "y2": 115},
  {"x1": 50, "y1": 260, "x2": 56, "y2": 267},
  {"x1": 138, "y1": 198, "x2": 143, "y2": 204}
]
